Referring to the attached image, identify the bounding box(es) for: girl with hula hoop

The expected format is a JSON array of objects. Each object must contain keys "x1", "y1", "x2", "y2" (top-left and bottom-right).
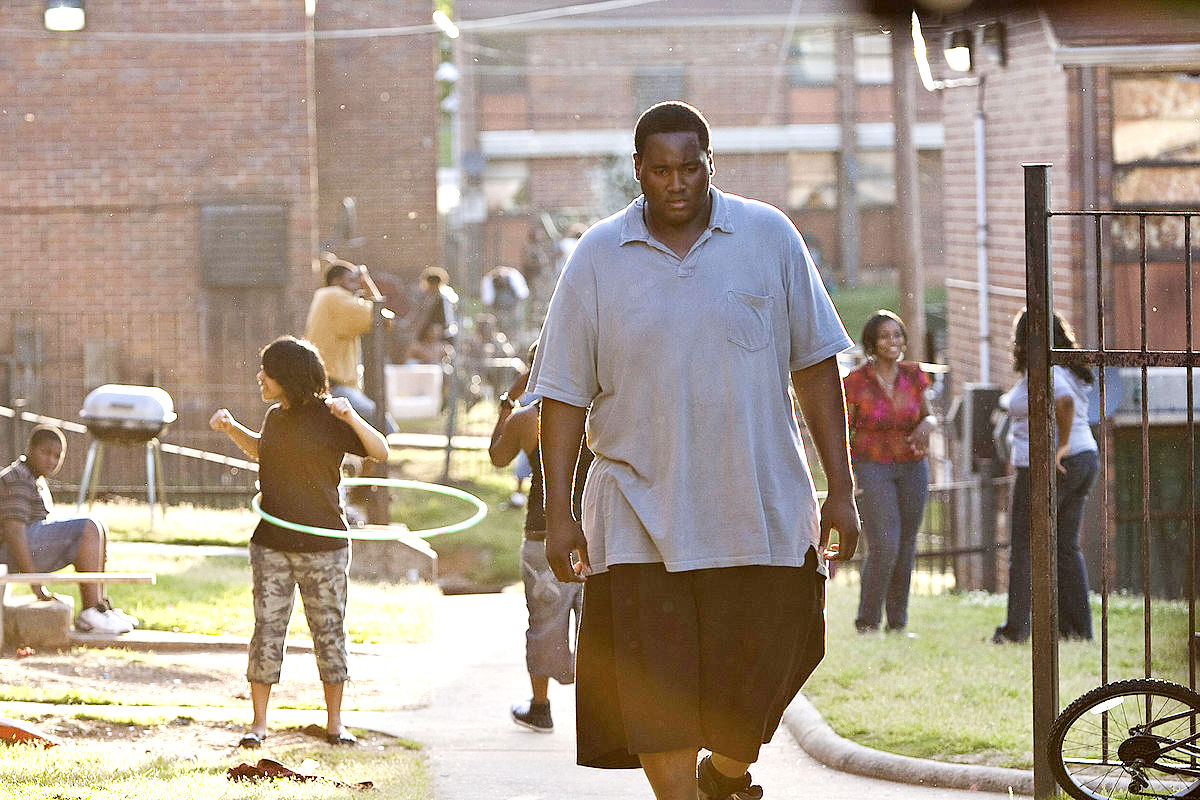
[{"x1": 210, "y1": 336, "x2": 389, "y2": 748}]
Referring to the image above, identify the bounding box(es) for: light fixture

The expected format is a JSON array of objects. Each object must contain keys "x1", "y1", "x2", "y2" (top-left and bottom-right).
[
  {"x1": 44, "y1": 0, "x2": 84, "y2": 31},
  {"x1": 432, "y1": 10, "x2": 459, "y2": 39},
  {"x1": 943, "y1": 29, "x2": 973, "y2": 73},
  {"x1": 981, "y1": 22, "x2": 1007, "y2": 68}
]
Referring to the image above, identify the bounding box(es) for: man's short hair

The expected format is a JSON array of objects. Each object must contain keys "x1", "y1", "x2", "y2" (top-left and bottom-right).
[
  {"x1": 324, "y1": 260, "x2": 357, "y2": 286},
  {"x1": 634, "y1": 101, "x2": 711, "y2": 155},
  {"x1": 28, "y1": 425, "x2": 66, "y2": 452}
]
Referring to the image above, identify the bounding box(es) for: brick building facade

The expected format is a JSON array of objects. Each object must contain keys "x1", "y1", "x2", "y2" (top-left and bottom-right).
[
  {"x1": 450, "y1": 0, "x2": 945, "y2": 317},
  {"x1": 933, "y1": 2, "x2": 1200, "y2": 386},
  {"x1": 0, "y1": 1, "x2": 437, "y2": 480}
]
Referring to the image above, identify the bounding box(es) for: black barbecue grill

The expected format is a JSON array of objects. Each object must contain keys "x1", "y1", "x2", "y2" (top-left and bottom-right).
[{"x1": 77, "y1": 384, "x2": 176, "y2": 529}]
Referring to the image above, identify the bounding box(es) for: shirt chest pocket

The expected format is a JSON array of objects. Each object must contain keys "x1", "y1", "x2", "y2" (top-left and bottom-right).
[{"x1": 725, "y1": 291, "x2": 773, "y2": 351}]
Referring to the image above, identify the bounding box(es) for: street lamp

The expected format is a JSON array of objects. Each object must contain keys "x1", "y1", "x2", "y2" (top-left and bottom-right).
[
  {"x1": 943, "y1": 29, "x2": 973, "y2": 72},
  {"x1": 44, "y1": 0, "x2": 84, "y2": 31}
]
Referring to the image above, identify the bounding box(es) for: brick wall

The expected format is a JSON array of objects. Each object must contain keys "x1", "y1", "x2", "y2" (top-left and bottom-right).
[
  {"x1": 473, "y1": 21, "x2": 946, "y2": 293},
  {"x1": 940, "y1": 11, "x2": 1082, "y2": 388},
  {"x1": 314, "y1": 0, "x2": 439, "y2": 285},
  {"x1": 0, "y1": 1, "x2": 319, "y2": 438}
]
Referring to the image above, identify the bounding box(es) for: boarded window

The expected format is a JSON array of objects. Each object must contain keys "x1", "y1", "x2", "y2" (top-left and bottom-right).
[
  {"x1": 198, "y1": 204, "x2": 289, "y2": 288},
  {"x1": 1111, "y1": 72, "x2": 1200, "y2": 261}
]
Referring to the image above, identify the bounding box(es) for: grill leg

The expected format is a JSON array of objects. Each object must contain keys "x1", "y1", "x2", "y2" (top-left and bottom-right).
[
  {"x1": 152, "y1": 439, "x2": 166, "y2": 523},
  {"x1": 145, "y1": 440, "x2": 157, "y2": 531},
  {"x1": 75, "y1": 440, "x2": 102, "y2": 512}
]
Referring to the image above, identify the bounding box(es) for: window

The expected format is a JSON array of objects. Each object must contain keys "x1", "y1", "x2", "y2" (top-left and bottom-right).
[
  {"x1": 198, "y1": 203, "x2": 288, "y2": 287},
  {"x1": 1111, "y1": 72, "x2": 1200, "y2": 260},
  {"x1": 482, "y1": 160, "x2": 530, "y2": 213},
  {"x1": 788, "y1": 152, "x2": 837, "y2": 209},
  {"x1": 788, "y1": 30, "x2": 835, "y2": 86},
  {"x1": 477, "y1": 35, "x2": 527, "y2": 96},
  {"x1": 857, "y1": 151, "x2": 895, "y2": 207},
  {"x1": 854, "y1": 32, "x2": 892, "y2": 85},
  {"x1": 633, "y1": 66, "x2": 685, "y2": 116}
]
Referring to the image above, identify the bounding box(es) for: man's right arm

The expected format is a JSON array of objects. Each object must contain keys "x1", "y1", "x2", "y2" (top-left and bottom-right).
[
  {"x1": 2, "y1": 518, "x2": 50, "y2": 600},
  {"x1": 540, "y1": 399, "x2": 588, "y2": 583}
]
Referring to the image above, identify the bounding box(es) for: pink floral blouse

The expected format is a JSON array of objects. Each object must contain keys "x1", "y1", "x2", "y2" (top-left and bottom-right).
[{"x1": 843, "y1": 361, "x2": 931, "y2": 464}]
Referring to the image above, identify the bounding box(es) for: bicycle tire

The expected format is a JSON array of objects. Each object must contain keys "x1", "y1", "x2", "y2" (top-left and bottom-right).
[{"x1": 1049, "y1": 678, "x2": 1200, "y2": 800}]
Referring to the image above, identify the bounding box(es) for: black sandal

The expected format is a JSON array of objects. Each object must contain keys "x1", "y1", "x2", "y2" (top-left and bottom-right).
[{"x1": 238, "y1": 731, "x2": 266, "y2": 748}]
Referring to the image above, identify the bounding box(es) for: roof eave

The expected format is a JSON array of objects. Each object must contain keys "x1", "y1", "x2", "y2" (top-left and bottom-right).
[{"x1": 1053, "y1": 42, "x2": 1200, "y2": 69}]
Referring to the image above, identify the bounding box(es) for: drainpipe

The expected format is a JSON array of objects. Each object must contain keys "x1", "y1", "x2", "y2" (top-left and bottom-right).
[
  {"x1": 910, "y1": 12, "x2": 985, "y2": 377},
  {"x1": 975, "y1": 76, "x2": 990, "y2": 383}
]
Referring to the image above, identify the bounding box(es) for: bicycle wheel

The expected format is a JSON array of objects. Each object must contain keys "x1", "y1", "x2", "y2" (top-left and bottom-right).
[{"x1": 1049, "y1": 679, "x2": 1200, "y2": 800}]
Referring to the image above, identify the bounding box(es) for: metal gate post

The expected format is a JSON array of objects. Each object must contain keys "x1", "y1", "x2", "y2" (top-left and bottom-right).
[
  {"x1": 364, "y1": 299, "x2": 389, "y2": 434},
  {"x1": 1025, "y1": 163, "x2": 1059, "y2": 799}
]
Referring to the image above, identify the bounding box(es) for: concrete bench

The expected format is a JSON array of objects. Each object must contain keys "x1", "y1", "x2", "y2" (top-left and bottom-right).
[{"x1": 0, "y1": 567, "x2": 155, "y2": 651}]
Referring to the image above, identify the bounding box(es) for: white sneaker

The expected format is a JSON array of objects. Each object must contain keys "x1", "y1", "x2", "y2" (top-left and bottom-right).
[
  {"x1": 75, "y1": 606, "x2": 133, "y2": 634},
  {"x1": 105, "y1": 602, "x2": 139, "y2": 629}
]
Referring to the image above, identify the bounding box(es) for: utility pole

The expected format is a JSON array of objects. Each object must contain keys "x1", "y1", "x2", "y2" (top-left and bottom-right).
[
  {"x1": 835, "y1": 26, "x2": 860, "y2": 289},
  {"x1": 892, "y1": 11, "x2": 926, "y2": 359}
]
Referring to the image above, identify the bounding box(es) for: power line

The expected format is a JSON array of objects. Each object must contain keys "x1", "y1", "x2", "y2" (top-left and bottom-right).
[{"x1": 0, "y1": 0, "x2": 667, "y2": 44}]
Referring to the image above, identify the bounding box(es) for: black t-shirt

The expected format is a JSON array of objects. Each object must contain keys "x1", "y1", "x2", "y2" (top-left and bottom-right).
[{"x1": 252, "y1": 401, "x2": 368, "y2": 553}]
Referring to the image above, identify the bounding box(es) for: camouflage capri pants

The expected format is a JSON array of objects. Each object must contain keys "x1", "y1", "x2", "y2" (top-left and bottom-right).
[{"x1": 247, "y1": 542, "x2": 350, "y2": 685}]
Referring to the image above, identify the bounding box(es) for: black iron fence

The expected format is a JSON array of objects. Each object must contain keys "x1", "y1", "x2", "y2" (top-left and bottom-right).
[{"x1": 1025, "y1": 164, "x2": 1198, "y2": 797}]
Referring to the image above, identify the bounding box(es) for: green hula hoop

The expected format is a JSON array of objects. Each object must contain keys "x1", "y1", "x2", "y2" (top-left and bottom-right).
[{"x1": 250, "y1": 477, "x2": 487, "y2": 541}]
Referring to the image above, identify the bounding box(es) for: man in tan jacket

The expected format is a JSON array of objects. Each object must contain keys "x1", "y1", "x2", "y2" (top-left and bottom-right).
[{"x1": 304, "y1": 254, "x2": 395, "y2": 433}]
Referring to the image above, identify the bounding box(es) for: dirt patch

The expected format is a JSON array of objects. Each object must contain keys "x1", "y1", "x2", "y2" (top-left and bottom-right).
[
  {"x1": 7, "y1": 713, "x2": 398, "y2": 762},
  {"x1": 0, "y1": 646, "x2": 432, "y2": 712}
]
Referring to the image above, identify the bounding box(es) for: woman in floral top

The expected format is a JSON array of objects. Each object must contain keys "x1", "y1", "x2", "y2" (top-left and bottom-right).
[{"x1": 843, "y1": 310, "x2": 935, "y2": 634}]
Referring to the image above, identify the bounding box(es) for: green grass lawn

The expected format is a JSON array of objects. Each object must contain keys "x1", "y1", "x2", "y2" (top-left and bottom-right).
[
  {"x1": 94, "y1": 431, "x2": 529, "y2": 589},
  {"x1": 93, "y1": 499, "x2": 256, "y2": 547},
  {"x1": 830, "y1": 284, "x2": 947, "y2": 348},
  {"x1": 9, "y1": 552, "x2": 437, "y2": 645},
  {"x1": 0, "y1": 716, "x2": 430, "y2": 800},
  {"x1": 808, "y1": 579, "x2": 1192, "y2": 769},
  {"x1": 388, "y1": 446, "x2": 529, "y2": 587}
]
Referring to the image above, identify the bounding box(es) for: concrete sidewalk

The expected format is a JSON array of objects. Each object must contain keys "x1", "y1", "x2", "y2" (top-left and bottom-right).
[{"x1": 344, "y1": 592, "x2": 1021, "y2": 800}]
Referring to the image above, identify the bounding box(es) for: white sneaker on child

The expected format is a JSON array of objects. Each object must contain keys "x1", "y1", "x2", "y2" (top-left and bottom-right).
[{"x1": 75, "y1": 606, "x2": 133, "y2": 634}]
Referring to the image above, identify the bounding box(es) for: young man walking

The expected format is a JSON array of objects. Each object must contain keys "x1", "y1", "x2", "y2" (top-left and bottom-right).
[{"x1": 530, "y1": 101, "x2": 860, "y2": 800}]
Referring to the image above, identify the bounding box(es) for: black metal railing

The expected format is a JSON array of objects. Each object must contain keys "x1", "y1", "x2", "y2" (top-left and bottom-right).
[{"x1": 1025, "y1": 163, "x2": 1199, "y2": 797}]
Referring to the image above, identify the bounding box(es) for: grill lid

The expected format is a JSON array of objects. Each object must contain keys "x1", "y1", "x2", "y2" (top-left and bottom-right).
[{"x1": 81, "y1": 384, "x2": 177, "y2": 427}]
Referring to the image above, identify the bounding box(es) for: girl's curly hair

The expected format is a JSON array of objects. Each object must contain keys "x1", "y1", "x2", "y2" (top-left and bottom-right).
[{"x1": 260, "y1": 336, "x2": 330, "y2": 408}]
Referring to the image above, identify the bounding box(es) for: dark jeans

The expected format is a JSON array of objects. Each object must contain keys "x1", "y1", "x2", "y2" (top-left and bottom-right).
[
  {"x1": 1001, "y1": 450, "x2": 1099, "y2": 641},
  {"x1": 854, "y1": 459, "x2": 929, "y2": 631}
]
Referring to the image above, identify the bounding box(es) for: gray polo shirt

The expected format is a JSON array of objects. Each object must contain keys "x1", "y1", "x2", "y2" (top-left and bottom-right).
[{"x1": 530, "y1": 187, "x2": 851, "y2": 574}]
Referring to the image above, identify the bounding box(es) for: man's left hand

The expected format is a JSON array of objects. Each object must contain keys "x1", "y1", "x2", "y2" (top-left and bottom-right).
[{"x1": 819, "y1": 489, "x2": 861, "y2": 562}]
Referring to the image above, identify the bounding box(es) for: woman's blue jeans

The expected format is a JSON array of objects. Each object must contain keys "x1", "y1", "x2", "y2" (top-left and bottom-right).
[
  {"x1": 1001, "y1": 450, "x2": 1099, "y2": 641},
  {"x1": 854, "y1": 459, "x2": 929, "y2": 631}
]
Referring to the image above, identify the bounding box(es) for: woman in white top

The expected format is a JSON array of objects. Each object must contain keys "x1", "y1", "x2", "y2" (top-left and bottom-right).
[{"x1": 993, "y1": 310, "x2": 1099, "y2": 644}]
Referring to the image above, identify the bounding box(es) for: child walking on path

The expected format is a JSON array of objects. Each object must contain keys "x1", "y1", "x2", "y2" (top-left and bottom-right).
[{"x1": 210, "y1": 335, "x2": 389, "y2": 747}]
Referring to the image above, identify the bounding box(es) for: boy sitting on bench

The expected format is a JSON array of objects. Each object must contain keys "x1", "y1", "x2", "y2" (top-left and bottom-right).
[{"x1": 0, "y1": 425, "x2": 136, "y2": 634}]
